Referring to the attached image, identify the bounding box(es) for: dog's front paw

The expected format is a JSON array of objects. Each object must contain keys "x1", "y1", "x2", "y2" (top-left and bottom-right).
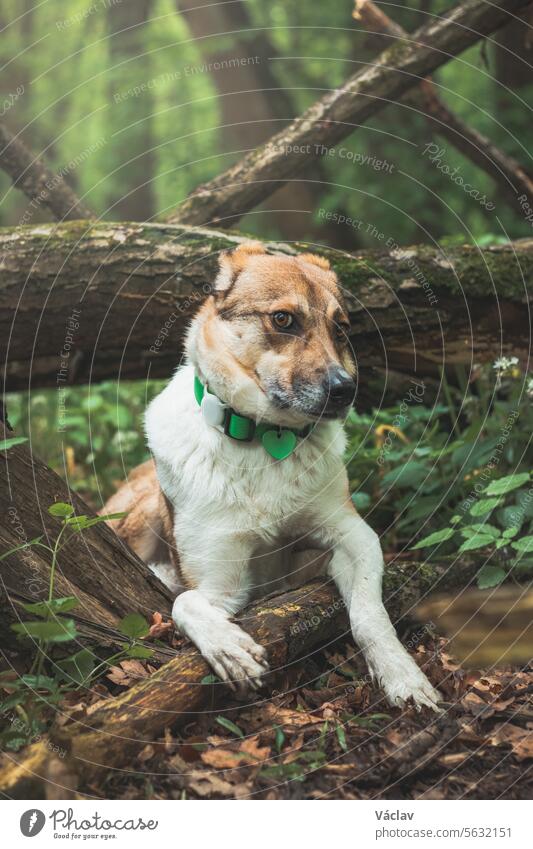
[
  {"x1": 203, "y1": 621, "x2": 269, "y2": 695},
  {"x1": 375, "y1": 655, "x2": 442, "y2": 712}
]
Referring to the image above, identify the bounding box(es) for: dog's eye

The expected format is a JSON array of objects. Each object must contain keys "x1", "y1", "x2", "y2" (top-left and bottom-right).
[
  {"x1": 336, "y1": 324, "x2": 350, "y2": 342},
  {"x1": 272, "y1": 311, "x2": 294, "y2": 330}
]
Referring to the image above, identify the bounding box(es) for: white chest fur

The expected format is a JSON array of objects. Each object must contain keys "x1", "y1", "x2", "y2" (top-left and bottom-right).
[{"x1": 145, "y1": 365, "x2": 347, "y2": 541}]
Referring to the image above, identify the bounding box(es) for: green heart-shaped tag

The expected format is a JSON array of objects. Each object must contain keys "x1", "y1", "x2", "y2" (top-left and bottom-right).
[{"x1": 261, "y1": 428, "x2": 297, "y2": 460}]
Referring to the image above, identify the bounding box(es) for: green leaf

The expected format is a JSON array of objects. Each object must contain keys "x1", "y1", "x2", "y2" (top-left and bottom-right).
[
  {"x1": 57, "y1": 649, "x2": 95, "y2": 685},
  {"x1": 117, "y1": 613, "x2": 150, "y2": 639},
  {"x1": 382, "y1": 461, "x2": 428, "y2": 489},
  {"x1": 485, "y1": 473, "x2": 530, "y2": 496},
  {"x1": 497, "y1": 506, "x2": 524, "y2": 530},
  {"x1": 351, "y1": 492, "x2": 371, "y2": 510},
  {"x1": 0, "y1": 692, "x2": 27, "y2": 711},
  {"x1": 461, "y1": 523, "x2": 500, "y2": 540},
  {"x1": 20, "y1": 674, "x2": 57, "y2": 691},
  {"x1": 123, "y1": 644, "x2": 153, "y2": 659},
  {"x1": 476, "y1": 564, "x2": 506, "y2": 589},
  {"x1": 64, "y1": 515, "x2": 89, "y2": 530},
  {"x1": 459, "y1": 535, "x2": 495, "y2": 552},
  {"x1": 397, "y1": 496, "x2": 443, "y2": 528},
  {"x1": 516, "y1": 490, "x2": 533, "y2": 518},
  {"x1": 21, "y1": 596, "x2": 79, "y2": 617},
  {"x1": 48, "y1": 502, "x2": 75, "y2": 518},
  {"x1": 216, "y1": 716, "x2": 244, "y2": 738},
  {"x1": 511, "y1": 536, "x2": 533, "y2": 553},
  {"x1": 11, "y1": 618, "x2": 77, "y2": 643},
  {"x1": 410, "y1": 527, "x2": 455, "y2": 550},
  {"x1": 450, "y1": 515, "x2": 462, "y2": 525},
  {"x1": 0, "y1": 536, "x2": 43, "y2": 561},
  {"x1": 201, "y1": 674, "x2": 219, "y2": 685},
  {"x1": 469, "y1": 498, "x2": 502, "y2": 517},
  {"x1": 274, "y1": 726, "x2": 285, "y2": 753},
  {"x1": 502, "y1": 527, "x2": 519, "y2": 539},
  {"x1": 0, "y1": 436, "x2": 28, "y2": 451},
  {"x1": 87, "y1": 512, "x2": 126, "y2": 524},
  {"x1": 335, "y1": 724, "x2": 348, "y2": 752}
]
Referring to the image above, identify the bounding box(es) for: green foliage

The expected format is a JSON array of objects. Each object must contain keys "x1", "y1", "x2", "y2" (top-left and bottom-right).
[
  {"x1": 0, "y1": 502, "x2": 154, "y2": 751},
  {"x1": 6, "y1": 381, "x2": 165, "y2": 505},
  {"x1": 346, "y1": 361, "x2": 532, "y2": 589},
  {"x1": 0, "y1": 436, "x2": 27, "y2": 451},
  {"x1": 216, "y1": 716, "x2": 245, "y2": 738},
  {"x1": 408, "y1": 472, "x2": 532, "y2": 588}
]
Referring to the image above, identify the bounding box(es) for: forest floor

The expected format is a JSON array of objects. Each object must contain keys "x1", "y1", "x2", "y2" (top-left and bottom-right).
[{"x1": 58, "y1": 625, "x2": 532, "y2": 801}]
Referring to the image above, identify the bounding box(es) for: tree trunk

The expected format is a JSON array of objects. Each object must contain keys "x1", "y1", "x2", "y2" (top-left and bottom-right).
[
  {"x1": 174, "y1": 0, "x2": 355, "y2": 246},
  {"x1": 0, "y1": 426, "x2": 173, "y2": 651},
  {"x1": 166, "y1": 0, "x2": 532, "y2": 227},
  {"x1": 1, "y1": 222, "x2": 531, "y2": 393},
  {"x1": 107, "y1": 0, "x2": 155, "y2": 221},
  {"x1": 0, "y1": 554, "x2": 480, "y2": 798}
]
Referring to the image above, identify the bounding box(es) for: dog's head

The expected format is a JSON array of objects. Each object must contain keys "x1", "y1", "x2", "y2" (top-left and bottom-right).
[{"x1": 186, "y1": 242, "x2": 356, "y2": 426}]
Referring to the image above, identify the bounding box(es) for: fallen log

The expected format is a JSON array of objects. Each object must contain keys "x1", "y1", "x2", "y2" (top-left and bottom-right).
[
  {"x1": 1, "y1": 222, "x2": 531, "y2": 392},
  {"x1": 0, "y1": 426, "x2": 173, "y2": 652},
  {"x1": 0, "y1": 553, "x2": 480, "y2": 798}
]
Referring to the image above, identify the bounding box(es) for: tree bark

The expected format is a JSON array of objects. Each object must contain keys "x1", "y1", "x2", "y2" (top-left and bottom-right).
[
  {"x1": 0, "y1": 426, "x2": 173, "y2": 651},
  {"x1": 0, "y1": 555, "x2": 480, "y2": 798},
  {"x1": 166, "y1": 0, "x2": 532, "y2": 227},
  {"x1": 1, "y1": 222, "x2": 531, "y2": 393},
  {"x1": 352, "y1": 0, "x2": 533, "y2": 214}
]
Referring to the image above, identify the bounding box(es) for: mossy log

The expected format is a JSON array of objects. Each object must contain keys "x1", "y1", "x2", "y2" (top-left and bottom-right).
[{"x1": 1, "y1": 222, "x2": 531, "y2": 394}]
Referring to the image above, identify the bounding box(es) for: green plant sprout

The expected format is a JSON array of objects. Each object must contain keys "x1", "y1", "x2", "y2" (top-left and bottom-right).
[
  {"x1": 410, "y1": 472, "x2": 533, "y2": 588},
  {"x1": 0, "y1": 501, "x2": 154, "y2": 751}
]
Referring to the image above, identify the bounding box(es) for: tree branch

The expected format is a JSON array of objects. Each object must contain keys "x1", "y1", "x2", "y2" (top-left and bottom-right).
[
  {"x1": 1, "y1": 222, "x2": 531, "y2": 392},
  {"x1": 166, "y1": 0, "x2": 532, "y2": 227},
  {"x1": 352, "y1": 0, "x2": 533, "y2": 213},
  {"x1": 0, "y1": 125, "x2": 94, "y2": 221}
]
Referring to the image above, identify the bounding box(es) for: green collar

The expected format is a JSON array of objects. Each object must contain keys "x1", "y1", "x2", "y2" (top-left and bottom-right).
[{"x1": 194, "y1": 374, "x2": 312, "y2": 460}]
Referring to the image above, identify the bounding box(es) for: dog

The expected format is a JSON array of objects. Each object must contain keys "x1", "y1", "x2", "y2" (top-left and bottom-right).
[{"x1": 103, "y1": 242, "x2": 441, "y2": 710}]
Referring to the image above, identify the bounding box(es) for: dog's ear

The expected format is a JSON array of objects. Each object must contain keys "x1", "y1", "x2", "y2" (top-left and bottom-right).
[
  {"x1": 214, "y1": 242, "x2": 266, "y2": 295},
  {"x1": 297, "y1": 253, "x2": 331, "y2": 271}
]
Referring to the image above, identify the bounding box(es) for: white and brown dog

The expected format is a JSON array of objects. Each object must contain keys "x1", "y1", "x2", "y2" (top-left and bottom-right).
[{"x1": 104, "y1": 242, "x2": 440, "y2": 710}]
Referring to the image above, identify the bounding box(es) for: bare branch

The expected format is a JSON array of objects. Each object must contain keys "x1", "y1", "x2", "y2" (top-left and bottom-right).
[
  {"x1": 166, "y1": 0, "x2": 532, "y2": 226},
  {"x1": 0, "y1": 124, "x2": 94, "y2": 221},
  {"x1": 352, "y1": 0, "x2": 533, "y2": 213}
]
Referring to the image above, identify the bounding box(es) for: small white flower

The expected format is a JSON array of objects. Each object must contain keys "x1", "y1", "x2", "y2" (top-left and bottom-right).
[
  {"x1": 527, "y1": 377, "x2": 533, "y2": 398},
  {"x1": 493, "y1": 356, "x2": 519, "y2": 372}
]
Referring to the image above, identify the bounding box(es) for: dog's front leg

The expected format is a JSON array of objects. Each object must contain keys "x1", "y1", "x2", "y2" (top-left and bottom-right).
[
  {"x1": 318, "y1": 505, "x2": 441, "y2": 711},
  {"x1": 172, "y1": 533, "x2": 268, "y2": 695}
]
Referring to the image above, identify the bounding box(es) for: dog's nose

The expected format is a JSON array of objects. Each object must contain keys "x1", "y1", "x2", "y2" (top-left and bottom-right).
[{"x1": 324, "y1": 366, "x2": 356, "y2": 407}]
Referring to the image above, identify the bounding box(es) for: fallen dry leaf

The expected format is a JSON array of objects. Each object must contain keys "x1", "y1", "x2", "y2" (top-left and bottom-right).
[
  {"x1": 148, "y1": 611, "x2": 174, "y2": 639},
  {"x1": 106, "y1": 659, "x2": 150, "y2": 687},
  {"x1": 489, "y1": 723, "x2": 533, "y2": 761},
  {"x1": 201, "y1": 735, "x2": 271, "y2": 769},
  {"x1": 187, "y1": 770, "x2": 252, "y2": 798}
]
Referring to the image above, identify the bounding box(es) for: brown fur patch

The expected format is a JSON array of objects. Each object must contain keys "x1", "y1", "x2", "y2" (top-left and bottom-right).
[
  {"x1": 297, "y1": 252, "x2": 331, "y2": 270},
  {"x1": 100, "y1": 460, "x2": 188, "y2": 586}
]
